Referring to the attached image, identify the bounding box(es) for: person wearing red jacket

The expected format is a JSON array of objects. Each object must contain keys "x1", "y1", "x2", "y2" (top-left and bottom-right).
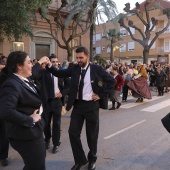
[{"x1": 109, "y1": 67, "x2": 124, "y2": 110}]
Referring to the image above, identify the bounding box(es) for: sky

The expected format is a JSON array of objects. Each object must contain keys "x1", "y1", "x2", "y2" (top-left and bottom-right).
[{"x1": 114, "y1": 0, "x2": 145, "y2": 13}]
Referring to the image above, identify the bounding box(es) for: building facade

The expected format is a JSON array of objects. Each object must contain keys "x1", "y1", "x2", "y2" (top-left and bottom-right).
[
  {"x1": 0, "y1": 0, "x2": 90, "y2": 63},
  {"x1": 93, "y1": 0, "x2": 170, "y2": 64}
]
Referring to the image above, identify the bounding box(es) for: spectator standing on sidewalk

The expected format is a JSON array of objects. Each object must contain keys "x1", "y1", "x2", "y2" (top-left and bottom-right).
[
  {"x1": 109, "y1": 67, "x2": 124, "y2": 110},
  {"x1": 154, "y1": 66, "x2": 167, "y2": 96}
]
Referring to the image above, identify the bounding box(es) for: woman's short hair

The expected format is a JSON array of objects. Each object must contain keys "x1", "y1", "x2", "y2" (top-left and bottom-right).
[
  {"x1": 6, "y1": 51, "x2": 28, "y2": 74},
  {"x1": 0, "y1": 51, "x2": 28, "y2": 85}
]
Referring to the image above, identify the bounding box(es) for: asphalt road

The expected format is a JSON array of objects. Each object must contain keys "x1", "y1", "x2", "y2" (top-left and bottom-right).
[{"x1": 3, "y1": 89, "x2": 170, "y2": 170}]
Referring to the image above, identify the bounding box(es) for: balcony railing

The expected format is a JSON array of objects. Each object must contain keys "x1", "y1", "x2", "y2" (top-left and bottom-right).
[
  {"x1": 157, "y1": 46, "x2": 170, "y2": 53},
  {"x1": 158, "y1": 28, "x2": 170, "y2": 33}
]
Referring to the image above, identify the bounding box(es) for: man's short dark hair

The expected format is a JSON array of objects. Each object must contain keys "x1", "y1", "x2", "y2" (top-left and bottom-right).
[
  {"x1": 112, "y1": 66, "x2": 119, "y2": 72},
  {"x1": 49, "y1": 54, "x2": 57, "y2": 60},
  {"x1": 75, "y1": 46, "x2": 89, "y2": 55}
]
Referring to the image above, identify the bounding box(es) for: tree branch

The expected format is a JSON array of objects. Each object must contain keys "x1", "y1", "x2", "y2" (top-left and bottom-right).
[
  {"x1": 128, "y1": 20, "x2": 145, "y2": 40},
  {"x1": 144, "y1": 1, "x2": 150, "y2": 29},
  {"x1": 149, "y1": 19, "x2": 170, "y2": 49},
  {"x1": 40, "y1": 13, "x2": 67, "y2": 49},
  {"x1": 119, "y1": 18, "x2": 144, "y2": 45},
  {"x1": 123, "y1": 3, "x2": 147, "y2": 26}
]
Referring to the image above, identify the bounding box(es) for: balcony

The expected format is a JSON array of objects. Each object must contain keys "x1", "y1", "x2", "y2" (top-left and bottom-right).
[
  {"x1": 158, "y1": 28, "x2": 170, "y2": 34},
  {"x1": 157, "y1": 46, "x2": 170, "y2": 53}
]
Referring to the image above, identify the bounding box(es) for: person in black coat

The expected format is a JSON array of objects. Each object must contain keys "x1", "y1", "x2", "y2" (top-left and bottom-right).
[
  {"x1": 0, "y1": 119, "x2": 9, "y2": 167},
  {"x1": 40, "y1": 46, "x2": 116, "y2": 170},
  {"x1": 0, "y1": 51, "x2": 46, "y2": 170},
  {"x1": 31, "y1": 55, "x2": 69, "y2": 153},
  {"x1": 154, "y1": 66, "x2": 167, "y2": 96},
  {"x1": 0, "y1": 58, "x2": 9, "y2": 167}
]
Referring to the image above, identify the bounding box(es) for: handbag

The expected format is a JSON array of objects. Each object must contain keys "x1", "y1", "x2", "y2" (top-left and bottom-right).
[{"x1": 161, "y1": 112, "x2": 170, "y2": 133}]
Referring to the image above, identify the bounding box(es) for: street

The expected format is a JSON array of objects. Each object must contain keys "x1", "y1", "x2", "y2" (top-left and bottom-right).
[{"x1": 3, "y1": 90, "x2": 170, "y2": 170}]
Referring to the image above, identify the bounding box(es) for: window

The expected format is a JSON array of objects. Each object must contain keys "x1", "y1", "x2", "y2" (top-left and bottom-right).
[
  {"x1": 93, "y1": 35, "x2": 96, "y2": 45},
  {"x1": 107, "y1": 47, "x2": 111, "y2": 53},
  {"x1": 165, "y1": 41, "x2": 170, "y2": 52},
  {"x1": 164, "y1": 21, "x2": 170, "y2": 32},
  {"x1": 120, "y1": 28, "x2": 126, "y2": 36},
  {"x1": 128, "y1": 27, "x2": 135, "y2": 35},
  {"x1": 96, "y1": 46, "x2": 101, "y2": 54},
  {"x1": 144, "y1": 22, "x2": 156, "y2": 32},
  {"x1": 128, "y1": 42, "x2": 135, "y2": 51},
  {"x1": 120, "y1": 43, "x2": 126, "y2": 52},
  {"x1": 96, "y1": 33, "x2": 101, "y2": 41},
  {"x1": 148, "y1": 40, "x2": 156, "y2": 49},
  {"x1": 102, "y1": 46, "x2": 105, "y2": 50}
]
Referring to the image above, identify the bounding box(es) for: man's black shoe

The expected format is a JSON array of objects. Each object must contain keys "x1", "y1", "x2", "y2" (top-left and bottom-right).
[
  {"x1": 45, "y1": 142, "x2": 50, "y2": 149},
  {"x1": 109, "y1": 107, "x2": 115, "y2": 110},
  {"x1": 71, "y1": 160, "x2": 88, "y2": 170},
  {"x1": 88, "y1": 162, "x2": 96, "y2": 170},
  {"x1": 0, "y1": 159, "x2": 8, "y2": 167},
  {"x1": 116, "y1": 102, "x2": 121, "y2": 109},
  {"x1": 52, "y1": 145, "x2": 59, "y2": 154}
]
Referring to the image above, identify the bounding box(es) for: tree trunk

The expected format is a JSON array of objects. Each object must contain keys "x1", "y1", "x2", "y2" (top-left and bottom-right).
[
  {"x1": 143, "y1": 48, "x2": 149, "y2": 64},
  {"x1": 90, "y1": 23, "x2": 94, "y2": 62},
  {"x1": 67, "y1": 48, "x2": 72, "y2": 62},
  {"x1": 110, "y1": 39, "x2": 114, "y2": 62}
]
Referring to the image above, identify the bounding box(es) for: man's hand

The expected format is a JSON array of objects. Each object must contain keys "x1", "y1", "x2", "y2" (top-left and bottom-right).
[
  {"x1": 55, "y1": 92, "x2": 62, "y2": 98},
  {"x1": 38, "y1": 56, "x2": 49, "y2": 65},
  {"x1": 92, "y1": 93, "x2": 100, "y2": 101}
]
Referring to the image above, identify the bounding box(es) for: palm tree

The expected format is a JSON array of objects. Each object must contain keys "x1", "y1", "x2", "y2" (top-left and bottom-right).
[
  {"x1": 102, "y1": 29, "x2": 122, "y2": 62},
  {"x1": 67, "y1": 0, "x2": 118, "y2": 61},
  {"x1": 90, "y1": 0, "x2": 118, "y2": 61}
]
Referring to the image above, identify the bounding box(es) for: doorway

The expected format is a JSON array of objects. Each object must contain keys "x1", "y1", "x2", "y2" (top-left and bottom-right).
[{"x1": 35, "y1": 44, "x2": 50, "y2": 59}]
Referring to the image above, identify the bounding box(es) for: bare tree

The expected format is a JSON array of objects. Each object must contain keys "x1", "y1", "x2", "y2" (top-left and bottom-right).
[
  {"x1": 39, "y1": 0, "x2": 97, "y2": 61},
  {"x1": 118, "y1": 0, "x2": 170, "y2": 64}
]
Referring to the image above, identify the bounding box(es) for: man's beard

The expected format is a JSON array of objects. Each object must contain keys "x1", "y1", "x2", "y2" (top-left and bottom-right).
[{"x1": 78, "y1": 62, "x2": 87, "y2": 68}]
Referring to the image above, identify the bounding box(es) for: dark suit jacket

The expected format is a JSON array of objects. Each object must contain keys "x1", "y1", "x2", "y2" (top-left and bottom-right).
[
  {"x1": 31, "y1": 63, "x2": 69, "y2": 105},
  {"x1": 47, "y1": 63, "x2": 116, "y2": 111},
  {"x1": 0, "y1": 74, "x2": 44, "y2": 140}
]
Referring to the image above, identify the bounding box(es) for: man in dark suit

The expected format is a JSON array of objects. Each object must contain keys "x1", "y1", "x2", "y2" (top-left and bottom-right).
[
  {"x1": 40, "y1": 46, "x2": 116, "y2": 170},
  {"x1": 32, "y1": 55, "x2": 69, "y2": 154}
]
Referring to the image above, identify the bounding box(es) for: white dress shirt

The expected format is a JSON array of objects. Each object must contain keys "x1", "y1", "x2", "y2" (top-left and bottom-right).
[
  {"x1": 53, "y1": 74, "x2": 60, "y2": 94},
  {"x1": 78, "y1": 63, "x2": 93, "y2": 101}
]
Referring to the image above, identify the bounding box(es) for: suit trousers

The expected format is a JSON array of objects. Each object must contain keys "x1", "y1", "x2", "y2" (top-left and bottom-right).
[
  {"x1": 122, "y1": 84, "x2": 129, "y2": 100},
  {"x1": 0, "y1": 119, "x2": 9, "y2": 159},
  {"x1": 9, "y1": 137, "x2": 46, "y2": 170},
  {"x1": 69, "y1": 99, "x2": 99, "y2": 164},
  {"x1": 44, "y1": 98, "x2": 62, "y2": 146},
  {"x1": 157, "y1": 86, "x2": 164, "y2": 95}
]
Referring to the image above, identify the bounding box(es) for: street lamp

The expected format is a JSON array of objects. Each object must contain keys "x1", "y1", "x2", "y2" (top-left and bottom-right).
[{"x1": 12, "y1": 41, "x2": 24, "y2": 51}]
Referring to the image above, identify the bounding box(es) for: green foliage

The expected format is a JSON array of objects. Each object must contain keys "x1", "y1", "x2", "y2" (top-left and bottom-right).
[
  {"x1": 0, "y1": 0, "x2": 50, "y2": 41},
  {"x1": 93, "y1": 55, "x2": 106, "y2": 63},
  {"x1": 95, "y1": 0, "x2": 118, "y2": 24},
  {"x1": 66, "y1": 0, "x2": 118, "y2": 26},
  {"x1": 103, "y1": 28, "x2": 122, "y2": 44}
]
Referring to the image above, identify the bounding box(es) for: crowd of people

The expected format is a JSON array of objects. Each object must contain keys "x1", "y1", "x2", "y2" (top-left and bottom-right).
[{"x1": 0, "y1": 50, "x2": 169, "y2": 170}]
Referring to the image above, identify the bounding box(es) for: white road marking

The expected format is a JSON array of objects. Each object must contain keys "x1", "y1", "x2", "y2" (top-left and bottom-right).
[
  {"x1": 104, "y1": 120, "x2": 146, "y2": 139},
  {"x1": 120, "y1": 96, "x2": 164, "y2": 109},
  {"x1": 141, "y1": 99, "x2": 170, "y2": 112}
]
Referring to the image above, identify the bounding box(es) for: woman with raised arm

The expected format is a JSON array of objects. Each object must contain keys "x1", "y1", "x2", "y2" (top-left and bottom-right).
[{"x1": 0, "y1": 51, "x2": 47, "y2": 170}]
